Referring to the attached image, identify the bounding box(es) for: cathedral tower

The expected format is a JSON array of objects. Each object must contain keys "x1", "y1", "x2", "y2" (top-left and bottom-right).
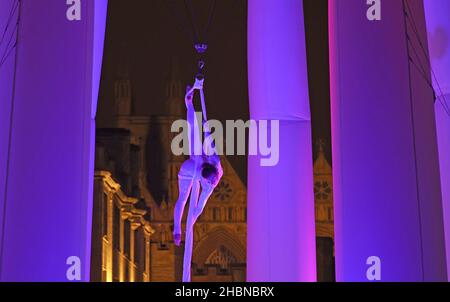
[
  {"x1": 147, "y1": 58, "x2": 185, "y2": 205},
  {"x1": 114, "y1": 71, "x2": 132, "y2": 118}
]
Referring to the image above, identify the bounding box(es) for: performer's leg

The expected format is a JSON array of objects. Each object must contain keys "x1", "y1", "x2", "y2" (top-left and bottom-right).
[
  {"x1": 173, "y1": 177, "x2": 193, "y2": 246},
  {"x1": 183, "y1": 181, "x2": 201, "y2": 282},
  {"x1": 193, "y1": 184, "x2": 215, "y2": 219}
]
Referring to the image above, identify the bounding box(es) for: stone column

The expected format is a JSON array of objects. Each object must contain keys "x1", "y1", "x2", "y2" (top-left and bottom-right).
[
  {"x1": 119, "y1": 212, "x2": 125, "y2": 282},
  {"x1": 145, "y1": 233, "x2": 151, "y2": 282},
  {"x1": 106, "y1": 193, "x2": 113, "y2": 282}
]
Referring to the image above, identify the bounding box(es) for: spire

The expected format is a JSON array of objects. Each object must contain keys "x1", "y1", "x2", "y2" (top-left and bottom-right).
[
  {"x1": 314, "y1": 139, "x2": 332, "y2": 175},
  {"x1": 117, "y1": 61, "x2": 130, "y2": 80},
  {"x1": 318, "y1": 139, "x2": 325, "y2": 154},
  {"x1": 165, "y1": 57, "x2": 184, "y2": 117},
  {"x1": 114, "y1": 66, "x2": 132, "y2": 117}
]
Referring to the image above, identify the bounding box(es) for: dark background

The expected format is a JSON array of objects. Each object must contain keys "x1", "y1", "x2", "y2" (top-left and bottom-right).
[{"x1": 97, "y1": 0, "x2": 331, "y2": 182}]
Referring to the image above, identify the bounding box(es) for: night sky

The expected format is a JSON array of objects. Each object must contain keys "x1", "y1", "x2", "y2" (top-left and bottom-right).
[{"x1": 97, "y1": 0, "x2": 331, "y2": 182}]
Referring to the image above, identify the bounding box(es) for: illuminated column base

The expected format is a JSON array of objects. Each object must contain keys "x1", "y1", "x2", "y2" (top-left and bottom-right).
[{"x1": 247, "y1": 121, "x2": 316, "y2": 281}]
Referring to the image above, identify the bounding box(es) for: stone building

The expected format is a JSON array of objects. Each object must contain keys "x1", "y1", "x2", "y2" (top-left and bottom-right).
[
  {"x1": 90, "y1": 126, "x2": 156, "y2": 282},
  {"x1": 91, "y1": 63, "x2": 247, "y2": 282},
  {"x1": 91, "y1": 170, "x2": 154, "y2": 282},
  {"x1": 313, "y1": 142, "x2": 335, "y2": 281}
]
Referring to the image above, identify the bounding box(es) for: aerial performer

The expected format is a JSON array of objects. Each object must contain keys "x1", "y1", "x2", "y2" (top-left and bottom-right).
[
  {"x1": 172, "y1": 75, "x2": 223, "y2": 282},
  {"x1": 163, "y1": 0, "x2": 219, "y2": 282}
]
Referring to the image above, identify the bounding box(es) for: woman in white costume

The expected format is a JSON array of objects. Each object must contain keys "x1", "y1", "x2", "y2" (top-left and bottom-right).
[{"x1": 173, "y1": 77, "x2": 223, "y2": 282}]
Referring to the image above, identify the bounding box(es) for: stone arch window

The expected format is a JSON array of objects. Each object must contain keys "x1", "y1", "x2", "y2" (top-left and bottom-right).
[
  {"x1": 228, "y1": 208, "x2": 233, "y2": 221},
  {"x1": 314, "y1": 181, "x2": 332, "y2": 201},
  {"x1": 213, "y1": 207, "x2": 221, "y2": 221},
  {"x1": 118, "y1": 81, "x2": 130, "y2": 98},
  {"x1": 192, "y1": 227, "x2": 246, "y2": 272},
  {"x1": 205, "y1": 246, "x2": 238, "y2": 270},
  {"x1": 213, "y1": 180, "x2": 233, "y2": 201}
]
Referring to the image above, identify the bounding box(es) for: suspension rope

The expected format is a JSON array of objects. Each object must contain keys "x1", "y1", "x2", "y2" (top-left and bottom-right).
[
  {"x1": 183, "y1": 0, "x2": 217, "y2": 80},
  {"x1": 407, "y1": 46, "x2": 450, "y2": 117},
  {"x1": 401, "y1": 0, "x2": 426, "y2": 283},
  {"x1": 184, "y1": 0, "x2": 200, "y2": 44},
  {"x1": 0, "y1": 1, "x2": 19, "y2": 71},
  {"x1": 0, "y1": 22, "x2": 18, "y2": 69},
  {"x1": 184, "y1": 0, "x2": 216, "y2": 45},
  {"x1": 0, "y1": 0, "x2": 19, "y2": 49},
  {"x1": 160, "y1": 0, "x2": 218, "y2": 81},
  {"x1": 403, "y1": 1, "x2": 450, "y2": 117},
  {"x1": 407, "y1": 35, "x2": 435, "y2": 90},
  {"x1": 0, "y1": 41, "x2": 17, "y2": 69},
  {"x1": 160, "y1": 0, "x2": 193, "y2": 43}
]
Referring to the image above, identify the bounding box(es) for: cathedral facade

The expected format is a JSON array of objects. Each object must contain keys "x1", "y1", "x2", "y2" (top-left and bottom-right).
[{"x1": 90, "y1": 65, "x2": 334, "y2": 282}]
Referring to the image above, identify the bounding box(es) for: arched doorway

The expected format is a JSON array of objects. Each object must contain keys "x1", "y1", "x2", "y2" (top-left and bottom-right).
[{"x1": 192, "y1": 227, "x2": 246, "y2": 282}]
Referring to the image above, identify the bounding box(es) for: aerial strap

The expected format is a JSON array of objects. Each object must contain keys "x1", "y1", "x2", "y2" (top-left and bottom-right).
[{"x1": 182, "y1": 0, "x2": 218, "y2": 156}]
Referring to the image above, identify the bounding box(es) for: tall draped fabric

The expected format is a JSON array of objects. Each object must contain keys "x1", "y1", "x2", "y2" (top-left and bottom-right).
[
  {"x1": 424, "y1": 0, "x2": 450, "y2": 280},
  {"x1": 0, "y1": 0, "x2": 108, "y2": 281},
  {"x1": 329, "y1": 0, "x2": 447, "y2": 281},
  {"x1": 247, "y1": 0, "x2": 316, "y2": 281}
]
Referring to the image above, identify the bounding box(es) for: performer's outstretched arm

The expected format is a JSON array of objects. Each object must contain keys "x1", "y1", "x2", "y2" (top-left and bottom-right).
[
  {"x1": 173, "y1": 84, "x2": 200, "y2": 246},
  {"x1": 186, "y1": 81, "x2": 204, "y2": 157}
]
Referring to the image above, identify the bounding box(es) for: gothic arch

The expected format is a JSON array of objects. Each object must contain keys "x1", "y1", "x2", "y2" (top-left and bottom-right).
[{"x1": 193, "y1": 227, "x2": 245, "y2": 266}]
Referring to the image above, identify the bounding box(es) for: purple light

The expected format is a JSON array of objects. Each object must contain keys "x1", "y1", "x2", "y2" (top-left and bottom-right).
[
  {"x1": 0, "y1": 0, "x2": 108, "y2": 281},
  {"x1": 424, "y1": 0, "x2": 450, "y2": 280},
  {"x1": 329, "y1": 0, "x2": 447, "y2": 281},
  {"x1": 0, "y1": 0, "x2": 19, "y2": 268},
  {"x1": 247, "y1": 0, "x2": 316, "y2": 281}
]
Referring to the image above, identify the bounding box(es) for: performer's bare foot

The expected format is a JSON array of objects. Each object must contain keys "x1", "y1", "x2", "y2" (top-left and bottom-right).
[{"x1": 174, "y1": 233, "x2": 182, "y2": 246}]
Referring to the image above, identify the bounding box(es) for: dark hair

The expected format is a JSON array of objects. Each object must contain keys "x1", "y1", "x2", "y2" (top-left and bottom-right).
[{"x1": 201, "y1": 163, "x2": 219, "y2": 184}]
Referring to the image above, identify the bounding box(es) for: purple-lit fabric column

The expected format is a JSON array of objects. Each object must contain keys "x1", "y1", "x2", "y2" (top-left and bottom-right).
[
  {"x1": 329, "y1": 0, "x2": 447, "y2": 281},
  {"x1": 0, "y1": 0, "x2": 19, "y2": 262},
  {"x1": 424, "y1": 0, "x2": 450, "y2": 279},
  {"x1": 0, "y1": 0, "x2": 108, "y2": 281},
  {"x1": 247, "y1": 0, "x2": 316, "y2": 281}
]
